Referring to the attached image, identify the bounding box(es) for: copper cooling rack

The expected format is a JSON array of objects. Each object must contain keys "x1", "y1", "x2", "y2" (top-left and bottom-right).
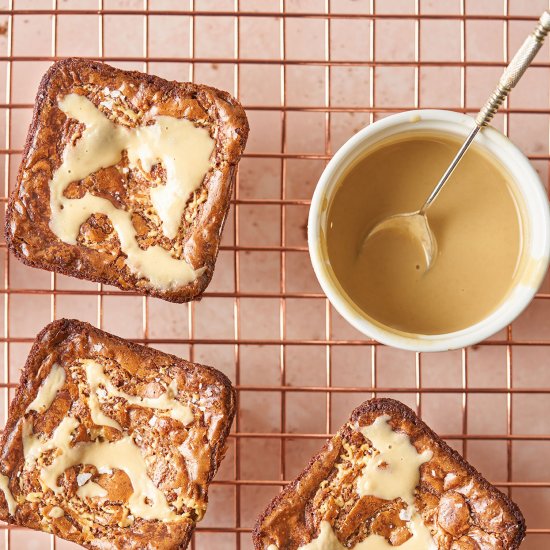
[{"x1": 0, "y1": 1, "x2": 549, "y2": 549}]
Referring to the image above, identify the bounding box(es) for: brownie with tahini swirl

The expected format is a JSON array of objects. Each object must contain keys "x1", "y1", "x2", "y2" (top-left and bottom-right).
[
  {"x1": 6, "y1": 58, "x2": 249, "y2": 302},
  {"x1": 254, "y1": 398, "x2": 525, "y2": 550},
  {"x1": 0, "y1": 319, "x2": 235, "y2": 548}
]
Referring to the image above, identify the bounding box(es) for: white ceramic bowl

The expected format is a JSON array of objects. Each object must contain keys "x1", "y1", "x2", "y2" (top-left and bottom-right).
[{"x1": 308, "y1": 110, "x2": 550, "y2": 352}]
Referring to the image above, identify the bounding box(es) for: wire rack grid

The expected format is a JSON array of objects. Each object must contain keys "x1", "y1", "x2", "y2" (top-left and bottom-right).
[{"x1": 0, "y1": 0, "x2": 549, "y2": 549}]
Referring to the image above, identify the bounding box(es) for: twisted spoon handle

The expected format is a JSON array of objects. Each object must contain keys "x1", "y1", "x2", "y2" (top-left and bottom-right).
[
  {"x1": 420, "y1": 11, "x2": 550, "y2": 213},
  {"x1": 476, "y1": 11, "x2": 550, "y2": 127}
]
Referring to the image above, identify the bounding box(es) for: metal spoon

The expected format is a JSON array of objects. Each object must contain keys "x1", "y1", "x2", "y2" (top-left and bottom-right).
[{"x1": 363, "y1": 11, "x2": 550, "y2": 270}]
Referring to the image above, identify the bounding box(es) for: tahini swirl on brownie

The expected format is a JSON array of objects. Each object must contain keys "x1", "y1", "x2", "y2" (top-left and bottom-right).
[
  {"x1": 1, "y1": 360, "x2": 197, "y2": 522},
  {"x1": 49, "y1": 93, "x2": 215, "y2": 289},
  {"x1": 268, "y1": 415, "x2": 436, "y2": 549}
]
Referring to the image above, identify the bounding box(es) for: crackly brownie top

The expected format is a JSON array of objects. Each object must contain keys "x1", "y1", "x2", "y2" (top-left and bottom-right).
[
  {"x1": 0, "y1": 319, "x2": 235, "y2": 549},
  {"x1": 254, "y1": 399, "x2": 525, "y2": 550},
  {"x1": 6, "y1": 58, "x2": 249, "y2": 302}
]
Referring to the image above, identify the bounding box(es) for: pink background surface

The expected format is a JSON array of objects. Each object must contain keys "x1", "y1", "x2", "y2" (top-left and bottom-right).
[{"x1": 0, "y1": 0, "x2": 549, "y2": 548}]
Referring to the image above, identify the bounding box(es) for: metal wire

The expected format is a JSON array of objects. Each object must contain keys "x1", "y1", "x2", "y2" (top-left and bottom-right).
[{"x1": 1, "y1": 1, "x2": 549, "y2": 548}]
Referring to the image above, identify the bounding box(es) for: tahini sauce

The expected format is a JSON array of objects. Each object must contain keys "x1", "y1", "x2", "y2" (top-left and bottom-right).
[{"x1": 327, "y1": 133, "x2": 522, "y2": 334}]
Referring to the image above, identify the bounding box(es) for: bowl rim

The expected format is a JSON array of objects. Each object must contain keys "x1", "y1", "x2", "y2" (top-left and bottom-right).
[{"x1": 307, "y1": 109, "x2": 550, "y2": 352}]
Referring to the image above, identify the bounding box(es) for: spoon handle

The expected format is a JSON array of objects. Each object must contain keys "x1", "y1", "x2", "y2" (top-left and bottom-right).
[
  {"x1": 476, "y1": 11, "x2": 550, "y2": 127},
  {"x1": 420, "y1": 11, "x2": 550, "y2": 214}
]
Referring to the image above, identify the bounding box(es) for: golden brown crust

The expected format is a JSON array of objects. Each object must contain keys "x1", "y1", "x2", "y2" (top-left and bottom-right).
[
  {"x1": 5, "y1": 58, "x2": 249, "y2": 302},
  {"x1": 253, "y1": 398, "x2": 526, "y2": 550},
  {"x1": 0, "y1": 319, "x2": 236, "y2": 549}
]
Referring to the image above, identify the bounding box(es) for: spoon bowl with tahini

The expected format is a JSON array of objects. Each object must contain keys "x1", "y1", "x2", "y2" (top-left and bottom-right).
[{"x1": 362, "y1": 11, "x2": 550, "y2": 271}]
